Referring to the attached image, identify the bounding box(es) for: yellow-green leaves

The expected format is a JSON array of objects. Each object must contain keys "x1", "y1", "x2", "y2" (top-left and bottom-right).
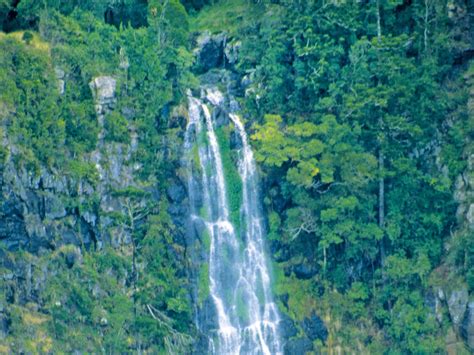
[
  {"x1": 251, "y1": 113, "x2": 358, "y2": 188},
  {"x1": 320, "y1": 208, "x2": 338, "y2": 222},
  {"x1": 287, "y1": 159, "x2": 320, "y2": 187},
  {"x1": 251, "y1": 114, "x2": 290, "y2": 168},
  {"x1": 287, "y1": 122, "x2": 319, "y2": 137}
]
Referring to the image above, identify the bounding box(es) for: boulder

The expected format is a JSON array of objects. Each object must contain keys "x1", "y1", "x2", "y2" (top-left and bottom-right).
[
  {"x1": 24, "y1": 213, "x2": 51, "y2": 252},
  {"x1": 241, "y1": 71, "x2": 255, "y2": 90},
  {"x1": 229, "y1": 98, "x2": 240, "y2": 113},
  {"x1": 168, "y1": 203, "x2": 188, "y2": 227},
  {"x1": 199, "y1": 69, "x2": 226, "y2": 87},
  {"x1": 194, "y1": 217, "x2": 207, "y2": 242},
  {"x1": 59, "y1": 228, "x2": 81, "y2": 247},
  {"x1": 121, "y1": 106, "x2": 135, "y2": 120}
]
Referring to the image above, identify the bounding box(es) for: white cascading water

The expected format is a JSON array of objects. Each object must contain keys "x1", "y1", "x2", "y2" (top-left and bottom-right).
[{"x1": 184, "y1": 89, "x2": 282, "y2": 354}]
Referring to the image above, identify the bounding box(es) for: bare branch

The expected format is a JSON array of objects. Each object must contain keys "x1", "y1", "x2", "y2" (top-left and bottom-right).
[
  {"x1": 146, "y1": 304, "x2": 193, "y2": 354},
  {"x1": 311, "y1": 181, "x2": 346, "y2": 194},
  {"x1": 286, "y1": 208, "x2": 318, "y2": 241}
]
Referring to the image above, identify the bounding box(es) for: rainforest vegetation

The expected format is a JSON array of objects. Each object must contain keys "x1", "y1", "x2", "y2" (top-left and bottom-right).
[{"x1": 0, "y1": 0, "x2": 473, "y2": 353}]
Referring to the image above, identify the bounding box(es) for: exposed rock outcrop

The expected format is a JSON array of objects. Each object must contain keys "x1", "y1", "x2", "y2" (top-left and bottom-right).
[
  {"x1": 446, "y1": 64, "x2": 474, "y2": 351},
  {"x1": 224, "y1": 39, "x2": 241, "y2": 65},
  {"x1": 89, "y1": 76, "x2": 117, "y2": 111},
  {"x1": 54, "y1": 67, "x2": 65, "y2": 95},
  {"x1": 89, "y1": 75, "x2": 117, "y2": 142},
  {"x1": 0, "y1": 74, "x2": 144, "y2": 253},
  {"x1": 454, "y1": 153, "x2": 474, "y2": 230},
  {"x1": 302, "y1": 313, "x2": 328, "y2": 342},
  {"x1": 284, "y1": 337, "x2": 313, "y2": 355},
  {"x1": 293, "y1": 263, "x2": 319, "y2": 280},
  {"x1": 448, "y1": 288, "x2": 469, "y2": 327},
  {"x1": 461, "y1": 301, "x2": 474, "y2": 350},
  {"x1": 193, "y1": 31, "x2": 242, "y2": 74},
  {"x1": 193, "y1": 31, "x2": 227, "y2": 73}
]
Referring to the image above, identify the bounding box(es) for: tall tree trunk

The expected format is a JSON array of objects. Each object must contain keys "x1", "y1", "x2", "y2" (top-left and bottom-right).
[
  {"x1": 376, "y1": 0, "x2": 382, "y2": 40},
  {"x1": 424, "y1": 0, "x2": 429, "y2": 51},
  {"x1": 378, "y1": 149, "x2": 385, "y2": 266},
  {"x1": 376, "y1": 1, "x2": 385, "y2": 268}
]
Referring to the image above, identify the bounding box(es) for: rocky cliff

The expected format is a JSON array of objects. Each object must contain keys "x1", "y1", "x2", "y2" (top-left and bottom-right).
[
  {"x1": 0, "y1": 53, "x2": 190, "y2": 350},
  {"x1": 427, "y1": 63, "x2": 474, "y2": 353},
  {"x1": 0, "y1": 74, "x2": 144, "y2": 253}
]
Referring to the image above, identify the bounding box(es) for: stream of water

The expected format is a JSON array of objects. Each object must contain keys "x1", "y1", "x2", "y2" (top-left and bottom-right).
[{"x1": 184, "y1": 89, "x2": 282, "y2": 354}]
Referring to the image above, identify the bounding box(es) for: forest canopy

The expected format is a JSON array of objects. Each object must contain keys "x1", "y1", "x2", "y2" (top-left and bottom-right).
[{"x1": 0, "y1": 0, "x2": 473, "y2": 353}]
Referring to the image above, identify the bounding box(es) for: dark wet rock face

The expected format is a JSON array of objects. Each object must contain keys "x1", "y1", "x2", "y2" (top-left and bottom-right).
[
  {"x1": 0, "y1": 74, "x2": 149, "y2": 253},
  {"x1": 64, "y1": 247, "x2": 82, "y2": 269},
  {"x1": 0, "y1": 195, "x2": 28, "y2": 251},
  {"x1": 212, "y1": 106, "x2": 229, "y2": 128},
  {"x1": 197, "y1": 297, "x2": 219, "y2": 335},
  {"x1": 279, "y1": 312, "x2": 298, "y2": 339},
  {"x1": 280, "y1": 312, "x2": 327, "y2": 354},
  {"x1": 193, "y1": 297, "x2": 218, "y2": 353},
  {"x1": 167, "y1": 183, "x2": 186, "y2": 203},
  {"x1": 293, "y1": 263, "x2": 318, "y2": 280},
  {"x1": 284, "y1": 337, "x2": 313, "y2": 355},
  {"x1": 229, "y1": 129, "x2": 243, "y2": 150},
  {"x1": 302, "y1": 313, "x2": 328, "y2": 342},
  {"x1": 193, "y1": 31, "x2": 226, "y2": 73},
  {"x1": 0, "y1": 312, "x2": 8, "y2": 339}
]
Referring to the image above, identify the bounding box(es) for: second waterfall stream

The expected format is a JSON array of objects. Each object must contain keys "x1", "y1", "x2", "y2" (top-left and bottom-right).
[{"x1": 184, "y1": 88, "x2": 282, "y2": 355}]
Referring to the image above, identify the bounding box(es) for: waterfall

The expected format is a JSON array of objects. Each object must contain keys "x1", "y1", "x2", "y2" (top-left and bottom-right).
[{"x1": 184, "y1": 89, "x2": 282, "y2": 354}]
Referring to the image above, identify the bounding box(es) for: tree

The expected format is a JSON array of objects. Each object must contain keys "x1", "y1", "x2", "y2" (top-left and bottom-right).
[{"x1": 148, "y1": 0, "x2": 189, "y2": 47}]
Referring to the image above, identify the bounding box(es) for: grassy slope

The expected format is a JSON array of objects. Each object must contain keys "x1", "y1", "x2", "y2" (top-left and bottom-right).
[
  {"x1": 189, "y1": 0, "x2": 264, "y2": 35},
  {"x1": 0, "y1": 31, "x2": 50, "y2": 53}
]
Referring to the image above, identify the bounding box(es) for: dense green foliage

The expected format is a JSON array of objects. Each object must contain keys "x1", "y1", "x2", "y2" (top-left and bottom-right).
[
  {"x1": 0, "y1": 1, "x2": 196, "y2": 353},
  {"x1": 216, "y1": 125, "x2": 243, "y2": 232},
  {"x1": 0, "y1": 34, "x2": 64, "y2": 168},
  {"x1": 230, "y1": 0, "x2": 472, "y2": 352},
  {"x1": 0, "y1": 0, "x2": 472, "y2": 353}
]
